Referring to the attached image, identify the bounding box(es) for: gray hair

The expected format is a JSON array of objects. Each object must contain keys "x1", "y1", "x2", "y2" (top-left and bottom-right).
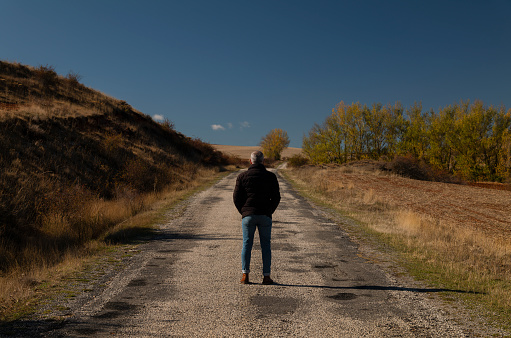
[{"x1": 251, "y1": 151, "x2": 264, "y2": 164}]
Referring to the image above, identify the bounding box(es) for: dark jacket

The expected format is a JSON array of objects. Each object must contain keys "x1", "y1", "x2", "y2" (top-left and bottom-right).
[{"x1": 233, "y1": 163, "x2": 281, "y2": 218}]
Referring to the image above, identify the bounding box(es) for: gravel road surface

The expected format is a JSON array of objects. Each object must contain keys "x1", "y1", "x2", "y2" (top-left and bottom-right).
[{"x1": 16, "y1": 170, "x2": 474, "y2": 337}]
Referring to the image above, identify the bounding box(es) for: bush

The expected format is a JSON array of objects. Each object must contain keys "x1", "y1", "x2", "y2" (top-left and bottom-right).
[
  {"x1": 65, "y1": 71, "x2": 82, "y2": 90},
  {"x1": 35, "y1": 64, "x2": 59, "y2": 92},
  {"x1": 383, "y1": 155, "x2": 461, "y2": 183},
  {"x1": 159, "y1": 118, "x2": 175, "y2": 132},
  {"x1": 384, "y1": 155, "x2": 431, "y2": 181},
  {"x1": 121, "y1": 158, "x2": 155, "y2": 192},
  {"x1": 287, "y1": 154, "x2": 309, "y2": 167}
]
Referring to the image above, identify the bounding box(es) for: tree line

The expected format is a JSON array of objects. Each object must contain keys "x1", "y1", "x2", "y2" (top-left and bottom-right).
[{"x1": 302, "y1": 100, "x2": 511, "y2": 182}]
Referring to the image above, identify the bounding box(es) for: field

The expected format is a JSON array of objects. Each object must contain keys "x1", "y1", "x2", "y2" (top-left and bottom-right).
[
  {"x1": 320, "y1": 162, "x2": 511, "y2": 240},
  {"x1": 283, "y1": 163, "x2": 511, "y2": 330},
  {"x1": 212, "y1": 144, "x2": 302, "y2": 160}
]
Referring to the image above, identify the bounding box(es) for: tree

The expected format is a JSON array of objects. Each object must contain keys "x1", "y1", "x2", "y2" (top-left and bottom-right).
[
  {"x1": 498, "y1": 127, "x2": 511, "y2": 182},
  {"x1": 452, "y1": 101, "x2": 511, "y2": 180},
  {"x1": 260, "y1": 128, "x2": 290, "y2": 160},
  {"x1": 346, "y1": 103, "x2": 369, "y2": 160},
  {"x1": 330, "y1": 101, "x2": 352, "y2": 163},
  {"x1": 302, "y1": 124, "x2": 327, "y2": 164},
  {"x1": 301, "y1": 99, "x2": 510, "y2": 182},
  {"x1": 400, "y1": 102, "x2": 427, "y2": 159},
  {"x1": 364, "y1": 102, "x2": 403, "y2": 159},
  {"x1": 427, "y1": 105, "x2": 457, "y2": 173}
]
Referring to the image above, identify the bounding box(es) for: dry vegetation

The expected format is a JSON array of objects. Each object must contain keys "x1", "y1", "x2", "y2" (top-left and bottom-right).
[
  {"x1": 283, "y1": 163, "x2": 511, "y2": 330},
  {"x1": 0, "y1": 61, "x2": 232, "y2": 318}
]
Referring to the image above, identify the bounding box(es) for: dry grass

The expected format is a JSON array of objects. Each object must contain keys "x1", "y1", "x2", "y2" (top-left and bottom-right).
[
  {"x1": 0, "y1": 101, "x2": 105, "y2": 121},
  {"x1": 0, "y1": 60, "x2": 232, "y2": 319},
  {"x1": 284, "y1": 165, "x2": 511, "y2": 329},
  {"x1": 0, "y1": 166, "x2": 221, "y2": 320}
]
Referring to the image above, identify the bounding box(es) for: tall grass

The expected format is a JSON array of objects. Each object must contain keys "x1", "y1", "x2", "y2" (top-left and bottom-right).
[
  {"x1": 284, "y1": 165, "x2": 511, "y2": 330},
  {"x1": 0, "y1": 165, "x2": 220, "y2": 319},
  {"x1": 0, "y1": 163, "x2": 219, "y2": 273}
]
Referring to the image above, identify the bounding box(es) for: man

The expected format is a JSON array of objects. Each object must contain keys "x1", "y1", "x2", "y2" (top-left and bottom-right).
[{"x1": 233, "y1": 151, "x2": 281, "y2": 285}]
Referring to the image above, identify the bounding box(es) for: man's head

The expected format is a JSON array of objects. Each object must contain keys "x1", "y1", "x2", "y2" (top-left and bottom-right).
[{"x1": 250, "y1": 151, "x2": 264, "y2": 164}]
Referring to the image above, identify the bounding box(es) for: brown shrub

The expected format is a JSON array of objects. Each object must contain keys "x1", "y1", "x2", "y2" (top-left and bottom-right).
[
  {"x1": 382, "y1": 155, "x2": 461, "y2": 183},
  {"x1": 159, "y1": 118, "x2": 175, "y2": 132},
  {"x1": 382, "y1": 155, "x2": 430, "y2": 180},
  {"x1": 34, "y1": 65, "x2": 59, "y2": 93},
  {"x1": 65, "y1": 71, "x2": 82, "y2": 86},
  {"x1": 287, "y1": 154, "x2": 309, "y2": 167},
  {"x1": 101, "y1": 133, "x2": 123, "y2": 153},
  {"x1": 121, "y1": 158, "x2": 155, "y2": 193}
]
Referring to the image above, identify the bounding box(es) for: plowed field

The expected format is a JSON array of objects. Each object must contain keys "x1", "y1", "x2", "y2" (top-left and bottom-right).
[{"x1": 313, "y1": 163, "x2": 511, "y2": 241}]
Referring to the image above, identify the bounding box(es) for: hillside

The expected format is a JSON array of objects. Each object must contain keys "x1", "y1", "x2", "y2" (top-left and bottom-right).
[{"x1": 0, "y1": 61, "x2": 228, "y2": 273}]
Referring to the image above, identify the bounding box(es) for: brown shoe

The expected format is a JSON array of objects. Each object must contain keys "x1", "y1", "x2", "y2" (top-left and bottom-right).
[
  {"x1": 240, "y1": 273, "x2": 249, "y2": 284},
  {"x1": 262, "y1": 276, "x2": 273, "y2": 285}
]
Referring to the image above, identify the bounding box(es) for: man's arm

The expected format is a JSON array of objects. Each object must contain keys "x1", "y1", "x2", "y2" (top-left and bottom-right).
[
  {"x1": 270, "y1": 174, "x2": 281, "y2": 214},
  {"x1": 233, "y1": 175, "x2": 247, "y2": 214}
]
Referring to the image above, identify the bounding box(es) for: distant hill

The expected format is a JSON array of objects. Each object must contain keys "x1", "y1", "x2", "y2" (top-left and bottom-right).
[
  {"x1": 213, "y1": 145, "x2": 302, "y2": 160},
  {"x1": 0, "y1": 60, "x2": 228, "y2": 271}
]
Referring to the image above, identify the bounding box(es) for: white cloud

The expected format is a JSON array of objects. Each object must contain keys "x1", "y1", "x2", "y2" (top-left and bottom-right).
[
  {"x1": 227, "y1": 123, "x2": 233, "y2": 129},
  {"x1": 153, "y1": 114, "x2": 164, "y2": 122},
  {"x1": 240, "y1": 121, "x2": 250, "y2": 128},
  {"x1": 211, "y1": 124, "x2": 226, "y2": 131}
]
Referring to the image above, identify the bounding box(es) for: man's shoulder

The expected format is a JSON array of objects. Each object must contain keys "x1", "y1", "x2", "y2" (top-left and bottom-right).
[
  {"x1": 236, "y1": 169, "x2": 254, "y2": 181},
  {"x1": 265, "y1": 169, "x2": 277, "y2": 178},
  {"x1": 267, "y1": 171, "x2": 278, "y2": 184},
  {"x1": 236, "y1": 170, "x2": 247, "y2": 182},
  {"x1": 238, "y1": 166, "x2": 274, "y2": 179}
]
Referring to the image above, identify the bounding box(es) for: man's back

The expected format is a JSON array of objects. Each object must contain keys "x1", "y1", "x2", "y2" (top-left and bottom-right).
[{"x1": 233, "y1": 163, "x2": 280, "y2": 218}]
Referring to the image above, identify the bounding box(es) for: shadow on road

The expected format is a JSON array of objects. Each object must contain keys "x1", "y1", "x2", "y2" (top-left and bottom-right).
[
  {"x1": 105, "y1": 226, "x2": 238, "y2": 245},
  {"x1": 274, "y1": 283, "x2": 483, "y2": 294}
]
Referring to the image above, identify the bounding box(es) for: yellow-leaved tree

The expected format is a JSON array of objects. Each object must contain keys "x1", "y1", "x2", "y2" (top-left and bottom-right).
[{"x1": 260, "y1": 128, "x2": 290, "y2": 160}]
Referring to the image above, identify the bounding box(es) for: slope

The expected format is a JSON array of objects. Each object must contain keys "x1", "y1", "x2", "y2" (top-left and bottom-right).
[{"x1": 0, "y1": 60, "x2": 228, "y2": 273}]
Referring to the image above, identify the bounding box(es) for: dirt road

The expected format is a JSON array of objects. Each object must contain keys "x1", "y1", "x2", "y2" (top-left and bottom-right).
[{"x1": 20, "y1": 170, "x2": 470, "y2": 337}]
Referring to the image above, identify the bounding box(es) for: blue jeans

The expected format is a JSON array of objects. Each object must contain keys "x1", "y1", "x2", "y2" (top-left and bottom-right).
[{"x1": 241, "y1": 215, "x2": 272, "y2": 276}]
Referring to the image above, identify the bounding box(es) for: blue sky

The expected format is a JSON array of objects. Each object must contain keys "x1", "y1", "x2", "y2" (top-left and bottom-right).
[{"x1": 1, "y1": 1, "x2": 510, "y2": 147}]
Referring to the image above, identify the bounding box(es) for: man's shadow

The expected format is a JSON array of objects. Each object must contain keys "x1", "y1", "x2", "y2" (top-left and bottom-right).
[{"x1": 270, "y1": 283, "x2": 482, "y2": 294}]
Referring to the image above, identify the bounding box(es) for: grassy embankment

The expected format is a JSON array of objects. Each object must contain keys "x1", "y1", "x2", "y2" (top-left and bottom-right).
[
  {"x1": 0, "y1": 61, "x2": 237, "y2": 320},
  {"x1": 282, "y1": 163, "x2": 511, "y2": 332}
]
